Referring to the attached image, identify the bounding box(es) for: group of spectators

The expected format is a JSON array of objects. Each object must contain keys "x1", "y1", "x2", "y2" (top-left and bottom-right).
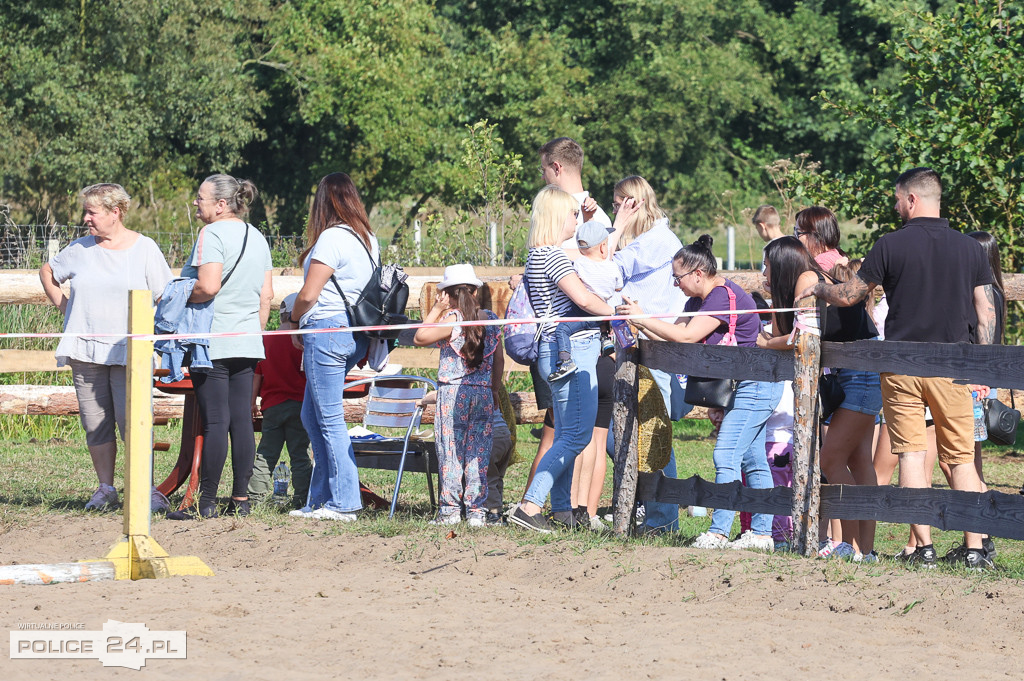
[{"x1": 42, "y1": 147, "x2": 1007, "y2": 570}]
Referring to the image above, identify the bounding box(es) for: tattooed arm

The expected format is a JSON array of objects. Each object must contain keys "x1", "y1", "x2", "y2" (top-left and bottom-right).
[
  {"x1": 797, "y1": 272, "x2": 876, "y2": 307},
  {"x1": 973, "y1": 284, "x2": 996, "y2": 345}
]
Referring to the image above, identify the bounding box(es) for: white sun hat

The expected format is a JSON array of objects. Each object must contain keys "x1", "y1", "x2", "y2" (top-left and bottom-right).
[{"x1": 437, "y1": 263, "x2": 483, "y2": 291}]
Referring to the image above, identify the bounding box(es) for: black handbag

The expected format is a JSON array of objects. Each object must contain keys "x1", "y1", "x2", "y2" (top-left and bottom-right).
[
  {"x1": 683, "y1": 285, "x2": 738, "y2": 410},
  {"x1": 985, "y1": 392, "x2": 1020, "y2": 446},
  {"x1": 684, "y1": 376, "x2": 737, "y2": 410},
  {"x1": 819, "y1": 372, "x2": 845, "y2": 421},
  {"x1": 331, "y1": 227, "x2": 409, "y2": 339}
]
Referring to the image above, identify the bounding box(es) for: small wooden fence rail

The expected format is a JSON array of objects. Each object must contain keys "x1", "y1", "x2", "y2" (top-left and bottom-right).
[{"x1": 611, "y1": 328, "x2": 1024, "y2": 556}]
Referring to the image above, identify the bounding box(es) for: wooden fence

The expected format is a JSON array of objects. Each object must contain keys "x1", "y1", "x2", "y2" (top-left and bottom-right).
[{"x1": 611, "y1": 331, "x2": 1024, "y2": 555}]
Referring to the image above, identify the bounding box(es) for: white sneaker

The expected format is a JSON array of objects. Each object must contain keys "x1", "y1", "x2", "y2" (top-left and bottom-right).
[
  {"x1": 288, "y1": 508, "x2": 314, "y2": 518},
  {"x1": 310, "y1": 508, "x2": 358, "y2": 521},
  {"x1": 589, "y1": 515, "x2": 607, "y2": 531},
  {"x1": 429, "y1": 514, "x2": 461, "y2": 526},
  {"x1": 85, "y1": 485, "x2": 118, "y2": 511},
  {"x1": 728, "y1": 530, "x2": 774, "y2": 552},
  {"x1": 467, "y1": 515, "x2": 486, "y2": 528},
  {"x1": 692, "y1": 532, "x2": 730, "y2": 549}
]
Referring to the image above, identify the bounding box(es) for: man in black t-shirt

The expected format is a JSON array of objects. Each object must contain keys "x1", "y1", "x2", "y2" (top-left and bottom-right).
[{"x1": 803, "y1": 167, "x2": 997, "y2": 570}]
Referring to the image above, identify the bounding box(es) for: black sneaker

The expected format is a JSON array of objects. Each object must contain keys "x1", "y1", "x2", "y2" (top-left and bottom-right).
[
  {"x1": 962, "y1": 548, "x2": 995, "y2": 571},
  {"x1": 983, "y1": 536, "x2": 997, "y2": 558},
  {"x1": 898, "y1": 545, "x2": 937, "y2": 569},
  {"x1": 547, "y1": 360, "x2": 578, "y2": 382},
  {"x1": 549, "y1": 510, "x2": 582, "y2": 530},
  {"x1": 572, "y1": 506, "x2": 591, "y2": 529},
  {"x1": 485, "y1": 510, "x2": 505, "y2": 526},
  {"x1": 225, "y1": 499, "x2": 251, "y2": 517},
  {"x1": 508, "y1": 507, "x2": 554, "y2": 534},
  {"x1": 166, "y1": 504, "x2": 219, "y2": 521}
]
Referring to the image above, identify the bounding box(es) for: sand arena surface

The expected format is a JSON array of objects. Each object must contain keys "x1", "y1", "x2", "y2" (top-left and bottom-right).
[{"x1": 2, "y1": 516, "x2": 1023, "y2": 680}]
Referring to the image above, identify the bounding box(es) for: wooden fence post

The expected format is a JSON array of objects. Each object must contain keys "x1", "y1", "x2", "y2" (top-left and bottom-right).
[
  {"x1": 790, "y1": 322, "x2": 822, "y2": 557},
  {"x1": 611, "y1": 346, "x2": 641, "y2": 537}
]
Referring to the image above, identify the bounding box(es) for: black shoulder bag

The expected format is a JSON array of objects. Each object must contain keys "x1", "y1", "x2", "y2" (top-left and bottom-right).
[
  {"x1": 330, "y1": 228, "x2": 409, "y2": 339},
  {"x1": 986, "y1": 391, "x2": 1021, "y2": 447}
]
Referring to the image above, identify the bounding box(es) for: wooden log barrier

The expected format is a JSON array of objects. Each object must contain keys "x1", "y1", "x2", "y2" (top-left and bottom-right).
[
  {"x1": 790, "y1": 325, "x2": 822, "y2": 557},
  {"x1": 0, "y1": 384, "x2": 548, "y2": 425},
  {"x1": 610, "y1": 347, "x2": 642, "y2": 537}
]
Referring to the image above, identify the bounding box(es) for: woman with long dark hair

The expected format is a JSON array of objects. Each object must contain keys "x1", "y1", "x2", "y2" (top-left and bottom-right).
[
  {"x1": 618, "y1": 235, "x2": 782, "y2": 551},
  {"x1": 761, "y1": 235, "x2": 880, "y2": 559},
  {"x1": 288, "y1": 172, "x2": 378, "y2": 521}
]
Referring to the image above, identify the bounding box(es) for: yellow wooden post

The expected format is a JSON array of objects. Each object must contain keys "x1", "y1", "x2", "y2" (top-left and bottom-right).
[
  {"x1": 124, "y1": 289, "x2": 154, "y2": 538},
  {"x1": 85, "y1": 290, "x2": 213, "y2": 579}
]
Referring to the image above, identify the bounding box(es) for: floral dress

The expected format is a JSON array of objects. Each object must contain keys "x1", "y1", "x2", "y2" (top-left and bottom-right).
[{"x1": 435, "y1": 309, "x2": 500, "y2": 520}]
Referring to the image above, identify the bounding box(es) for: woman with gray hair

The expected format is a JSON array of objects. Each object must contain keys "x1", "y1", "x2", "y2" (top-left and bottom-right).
[
  {"x1": 167, "y1": 174, "x2": 274, "y2": 519},
  {"x1": 39, "y1": 183, "x2": 172, "y2": 511}
]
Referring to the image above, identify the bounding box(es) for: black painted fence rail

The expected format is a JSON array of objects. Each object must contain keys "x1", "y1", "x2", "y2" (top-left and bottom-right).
[{"x1": 637, "y1": 473, "x2": 1024, "y2": 541}]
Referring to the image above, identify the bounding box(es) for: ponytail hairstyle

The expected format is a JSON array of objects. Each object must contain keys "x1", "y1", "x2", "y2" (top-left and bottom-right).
[
  {"x1": 202, "y1": 174, "x2": 258, "y2": 217},
  {"x1": 445, "y1": 284, "x2": 485, "y2": 369},
  {"x1": 968, "y1": 231, "x2": 1007, "y2": 338},
  {"x1": 763, "y1": 235, "x2": 820, "y2": 335},
  {"x1": 673, "y1": 234, "x2": 718, "y2": 277},
  {"x1": 300, "y1": 172, "x2": 374, "y2": 266}
]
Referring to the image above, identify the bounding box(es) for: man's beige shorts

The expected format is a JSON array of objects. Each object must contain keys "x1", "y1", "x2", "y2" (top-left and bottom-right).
[{"x1": 880, "y1": 373, "x2": 975, "y2": 465}]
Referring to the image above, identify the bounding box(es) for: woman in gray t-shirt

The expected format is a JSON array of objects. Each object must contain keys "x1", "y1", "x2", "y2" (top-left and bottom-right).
[
  {"x1": 167, "y1": 174, "x2": 274, "y2": 520},
  {"x1": 40, "y1": 183, "x2": 172, "y2": 513}
]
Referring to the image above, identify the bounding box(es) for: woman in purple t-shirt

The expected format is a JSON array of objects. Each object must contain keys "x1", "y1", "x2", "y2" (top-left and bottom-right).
[{"x1": 618, "y1": 235, "x2": 783, "y2": 552}]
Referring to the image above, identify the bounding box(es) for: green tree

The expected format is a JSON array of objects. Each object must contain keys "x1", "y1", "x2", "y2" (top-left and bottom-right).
[
  {"x1": 801, "y1": 0, "x2": 1024, "y2": 272},
  {"x1": 0, "y1": 0, "x2": 267, "y2": 222}
]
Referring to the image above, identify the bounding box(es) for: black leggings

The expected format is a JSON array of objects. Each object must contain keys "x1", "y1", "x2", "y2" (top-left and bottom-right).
[{"x1": 192, "y1": 358, "x2": 258, "y2": 506}]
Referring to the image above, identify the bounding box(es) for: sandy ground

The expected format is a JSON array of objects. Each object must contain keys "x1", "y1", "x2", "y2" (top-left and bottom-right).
[{"x1": 2, "y1": 515, "x2": 1023, "y2": 680}]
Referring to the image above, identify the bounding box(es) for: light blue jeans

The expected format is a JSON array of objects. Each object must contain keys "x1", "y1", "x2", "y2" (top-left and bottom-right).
[
  {"x1": 525, "y1": 335, "x2": 600, "y2": 510},
  {"x1": 708, "y1": 379, "x2": 784, "y2": 537},
  {"x1": 300, "y1": 313, "x2": 369, "y2": 513}
]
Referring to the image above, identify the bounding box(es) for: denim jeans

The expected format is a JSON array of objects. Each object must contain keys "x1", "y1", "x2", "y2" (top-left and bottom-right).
[
  {"x1": 524, "y1": 335, "x2": 600, "y2": 510},
  {"x1": 709, "y1": 379, "x2": 784, "y2": 537},
  {"x1": 300, "y1": 313, "x2": 369, "y2": 513}
]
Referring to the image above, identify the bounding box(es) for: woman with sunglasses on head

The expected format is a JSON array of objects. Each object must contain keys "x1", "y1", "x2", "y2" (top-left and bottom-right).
[
  {"x1": 607, "y1": 175, "x2": 688, "y2": 533},
  {"x1": 794, "y1": 206, "x2": 848, "y2": 272},
  {"x1": 617, "y1": 235, "x2": 783, "y2": 551},
  {"x1": 760, "y1": 235, "x2": 880, "y2": 560}
]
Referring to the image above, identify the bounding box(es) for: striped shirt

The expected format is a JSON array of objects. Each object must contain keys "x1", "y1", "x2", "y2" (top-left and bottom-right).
[
  {"x1": 526, "y1": 246, "x2": 578, "y2": 341},
  {"x1": 612, "y1": 217, "x2": 687, "y2": 334}
]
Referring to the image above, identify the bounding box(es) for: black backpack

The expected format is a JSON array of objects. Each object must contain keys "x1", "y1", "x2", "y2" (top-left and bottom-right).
[{"x1": 331, "y1": 228, "x2": 410, "y2": 339}]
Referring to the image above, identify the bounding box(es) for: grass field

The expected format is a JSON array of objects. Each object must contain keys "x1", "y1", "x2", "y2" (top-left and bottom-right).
[{"x1": 2, "y1": 416, "x2": 1022, "y2": 579}]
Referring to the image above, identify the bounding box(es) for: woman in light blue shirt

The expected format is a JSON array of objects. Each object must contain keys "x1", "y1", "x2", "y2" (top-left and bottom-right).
[{"x1": 288, "y1": 172, "x2": 379, "y2": 521}]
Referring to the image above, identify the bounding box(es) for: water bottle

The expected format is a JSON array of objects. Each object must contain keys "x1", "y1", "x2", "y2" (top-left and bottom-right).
[
  {"x1": 273, "y1": 461, "x2": 290, "y2": 499},
  {"x1": 611, "y1": 319, "x2": 636, "y2": 349},
  {"x1": 973, "y1": 391, "x2": 987, "y2": 442}
]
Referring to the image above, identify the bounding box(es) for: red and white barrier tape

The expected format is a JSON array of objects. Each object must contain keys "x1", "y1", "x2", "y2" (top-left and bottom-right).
[{"x1": 0, "y1": 307, "x2": 815, "y2": 342}]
